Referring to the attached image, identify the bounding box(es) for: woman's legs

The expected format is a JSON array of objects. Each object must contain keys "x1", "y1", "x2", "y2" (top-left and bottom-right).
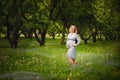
[{"x1": 68, "y1": 58, "x2": 75, "y2": 65}]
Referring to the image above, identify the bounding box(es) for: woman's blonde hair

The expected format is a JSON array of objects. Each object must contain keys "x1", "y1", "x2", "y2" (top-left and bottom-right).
[{"x1": 69, "y1": 25, "x2": 77, "y2": 33}]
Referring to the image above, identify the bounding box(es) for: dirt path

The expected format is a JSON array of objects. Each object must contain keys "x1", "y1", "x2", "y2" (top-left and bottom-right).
[{"x1": 0, "y1": 71, "x2": 45, "y2": 80}]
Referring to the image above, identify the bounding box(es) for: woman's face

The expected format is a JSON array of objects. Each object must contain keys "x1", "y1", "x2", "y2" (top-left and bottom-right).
[{"x1": 71, "y1": 26, "x2": 76, "y2": 33}]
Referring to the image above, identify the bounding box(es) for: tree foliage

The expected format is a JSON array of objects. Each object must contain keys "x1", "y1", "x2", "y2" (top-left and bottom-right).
[{"x1": 0, "y1": 0, "x2": 120, "y2": 48}]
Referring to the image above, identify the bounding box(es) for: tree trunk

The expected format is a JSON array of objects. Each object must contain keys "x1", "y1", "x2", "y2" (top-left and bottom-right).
[
  {"x1": 40, "y1": 29, "x2": 47, "y2": 46},
  {"x1": 34, "y1": 29, "x2": 47, "y2": 46},
  {"x1": 98, "y1": 31, "x2": 103, "y2": 41},
  {"x1": 61, "y1": 32, "x2": 65, "y2": 44},
  {"x1": 34, "y1": 30, "x2": 41, "y2": 46},
  {"x1": 7, "y1": 30, "x2": 18, "y2": 49},
  {"x1": 93, "y1": 33, "x2": 97, "y2": 43},
  {"x1": 51, "y1": 32, "x2": 55, "y2": 40},
  {"x1": 84, "y1": 39, "x2": 88, "y2": 44},
  {"x1": 61, "y1": 25, "x2": 66, "y2": 45}
]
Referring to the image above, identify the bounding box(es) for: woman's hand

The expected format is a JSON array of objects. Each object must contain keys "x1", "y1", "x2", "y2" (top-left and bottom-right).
[
  {"x1": 72, "y1": 43, "x2": 77, "y2": 47},
  {"x1": 66, "y1": 45, "x2": 70, "y2": 48}
]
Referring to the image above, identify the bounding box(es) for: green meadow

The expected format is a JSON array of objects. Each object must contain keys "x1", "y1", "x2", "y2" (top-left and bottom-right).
[{"x1": 0, "y1": 37, "x2": 120, "y2": 80}]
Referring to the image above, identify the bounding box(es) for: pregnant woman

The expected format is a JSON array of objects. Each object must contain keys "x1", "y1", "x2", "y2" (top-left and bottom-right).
[{"x1": 66, "y1": 25, "x2": 81, "y2": 65}]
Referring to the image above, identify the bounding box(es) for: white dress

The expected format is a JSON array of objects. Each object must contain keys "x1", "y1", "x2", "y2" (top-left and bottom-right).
[{"x1": 66, "y1": 33, "x2": 80, "y2": 59}]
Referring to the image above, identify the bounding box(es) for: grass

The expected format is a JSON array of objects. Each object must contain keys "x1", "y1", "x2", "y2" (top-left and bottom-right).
[{"x1": 0, "y1": 37, "x2": 120, "y2": 80}]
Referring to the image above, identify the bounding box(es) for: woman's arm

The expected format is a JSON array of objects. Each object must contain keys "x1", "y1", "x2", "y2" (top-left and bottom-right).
[
  {"x1": 76, "y1": 34, "x2": 81, "y2": 45},
  {"x1": 73, "y1": 34, "x2": 81, "y2": 46}
]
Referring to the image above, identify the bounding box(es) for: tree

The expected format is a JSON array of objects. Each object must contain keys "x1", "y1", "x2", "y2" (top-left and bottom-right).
[
  {"x1": 40, "y1": 0, "x2": 69, "y2": 44},
  {"x1": 0, "y1": 0, "x2": 24, "y2": 48},
  {"x1": 93, "y1": 0, "x2": 120, "y2": 40}
]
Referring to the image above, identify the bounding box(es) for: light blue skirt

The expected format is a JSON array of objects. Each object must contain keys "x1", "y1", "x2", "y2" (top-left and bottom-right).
[{"x1": 67, "y1": 46, "x2": 76, "y2": 59}]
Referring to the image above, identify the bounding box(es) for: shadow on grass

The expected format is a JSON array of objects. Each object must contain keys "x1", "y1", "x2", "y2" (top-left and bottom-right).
[{"x1": 0, "y1": 71, "x2": 45, "y2": 80}]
